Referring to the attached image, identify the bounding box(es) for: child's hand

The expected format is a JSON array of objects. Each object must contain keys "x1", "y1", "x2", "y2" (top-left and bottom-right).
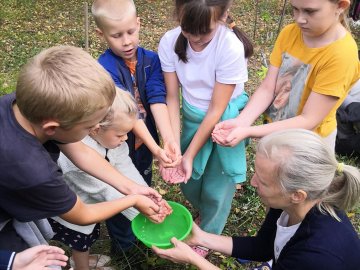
[
  {"x1": 212, "y1": 119, "x2": 238, "y2": 145},
  {"x1": 163, "y1": 140, "x2": 182, "y2": 165},
  {"x1": 213, "y1": 118, "x2": 240, "y2": 134},
  {"x1": 213, "y1": 126, "x2": 250, "y2": 147},
  {"x1": 160, "y1": 165, "x2": 186, "y2": 184},
  {"x1": 149, "y1": 199, "x2": 173, "y2": 223},
  {"x1": 212, "y1": 118, "x2": 250, "y2": 147},
  {"x1": 181, "y1": 154, "x2": 193, "y2": 183},
  {"x1": 134, "y1": 195, "x2": 164, "y2": 223},
  {"x1": 212, "y1": 126, "x2": 233, "y2": 144},
  {"x1": 156, "y1": 148, "x2": 178, "y2": 168},
  {"x1": 131, "y1": 185, "x2": 162, "y2": 203},
  {"x1": 212, "y1": 118, "x2": 241, "y2": 145}
]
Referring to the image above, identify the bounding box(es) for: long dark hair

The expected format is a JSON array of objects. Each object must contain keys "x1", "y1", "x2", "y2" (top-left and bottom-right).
[
  {"x1": 174, "y1": 0, "x2": 253, "y2": 62},
  {"x1": 226, "y1": 15, "x2": 253, "y2": 58}
]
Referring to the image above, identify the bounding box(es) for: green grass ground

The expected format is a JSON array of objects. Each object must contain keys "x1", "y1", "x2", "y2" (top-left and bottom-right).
[{"x1": 0, "y1": 0, "x2": 359, "y2": 269}]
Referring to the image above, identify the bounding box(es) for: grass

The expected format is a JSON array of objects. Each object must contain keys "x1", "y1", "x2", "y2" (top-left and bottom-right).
[{"x1": 1, "y1": 0, "x2": 359, "y2": 269}]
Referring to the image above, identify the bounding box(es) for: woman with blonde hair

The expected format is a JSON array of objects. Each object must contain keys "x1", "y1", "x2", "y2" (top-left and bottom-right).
[{"x1": 154, "y1": 129, "x2": 360, "y2": 270}]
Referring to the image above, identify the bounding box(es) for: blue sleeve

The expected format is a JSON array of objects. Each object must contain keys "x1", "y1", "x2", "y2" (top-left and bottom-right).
[
  {"x1": 0, "y1": 250, "x2": 15, "y2": 270},
  {"x1": 231, "y1": 208, "x2": 281, "y2": 261},
  {"x1": 98, "y1": 50, "x2": 127, "y2": 89},
  {"x1": 106, "y1": 68, "x2": 126, "y2": 89},
  {"x1": 273, "y1": 249, "x2": 345, "y2": 270},
  {"x1": 144, "y1": 54, "x2": 166, "y2": 104}
]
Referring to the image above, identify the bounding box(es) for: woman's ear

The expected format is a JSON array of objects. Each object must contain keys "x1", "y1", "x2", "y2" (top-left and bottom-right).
[{"x1": 290, "y1": 190, "x2": 307, "y2": 204}]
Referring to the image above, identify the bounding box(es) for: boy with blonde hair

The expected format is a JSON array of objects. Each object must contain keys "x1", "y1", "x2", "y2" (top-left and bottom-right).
[
  {"x1": 0, "y1": 45, "x2": 166, "y2": 253},
  {"x1": 92, "y1": 0, "x2": 181, "y2": 252}
]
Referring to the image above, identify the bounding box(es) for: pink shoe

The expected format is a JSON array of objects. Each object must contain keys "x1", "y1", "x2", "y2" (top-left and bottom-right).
[{"x1": 192, "y1": 246, "x2": 209, "y2": 258}]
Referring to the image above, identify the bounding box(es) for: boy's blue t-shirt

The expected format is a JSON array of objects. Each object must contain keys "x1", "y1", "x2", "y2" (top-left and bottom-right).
[{"x1": 0, "y1": 93, "x2": 77, "y2": 224}]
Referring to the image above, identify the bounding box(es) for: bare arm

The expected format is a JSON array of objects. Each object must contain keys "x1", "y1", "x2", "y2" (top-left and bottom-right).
[
  {"x1": 151, "y1": 103, "x2": 181, "y2": 163},
  {"x1": 132, "y1": 119, "x2": 174, "y2": 166},
  {"x1": 59, "y1": 142, "x2": 161, "y2": 199},
  {"x1": 164, "y1": 72, "x2": 181, "y2": 145},
  {"x1": 224, "y1": 91, "x2": 338, "y2": 146},
  {"x1": 150, "y1": 103, "x2": 177, "y2": 145},
  {"x1": 153, "y1": 223, "x2": 233, "y2": 269},
  {"x1": 152, "y1": 237, "x2": 220, "y2": 270},
  {"x1": 236, "y1": 65, "x2": 279, "y2": 126},
  {"x1": 194, "y1": 233, "x2": 233, "y2": 256},
  {"x1": 251, "y1": 91, "x2": 338, "y2": 135},
  {"x1": 181, "y1": 82, "x2": 235, "y2": 179},
  {"x1": 212, "y1": 65, "x2": 278, "y2": 145},
  {"x1": 154, "y1": 238, "x2": 221, "y2": 270},
  {"x1": 60, "y1": 194, "x2": 160, "y2": 225},
  {"x1": 132, "y1": 119, "x2": 163, "y2": 156},
  {"x1": 185, "y1": 82, "x2": 235, "y2": 158}
]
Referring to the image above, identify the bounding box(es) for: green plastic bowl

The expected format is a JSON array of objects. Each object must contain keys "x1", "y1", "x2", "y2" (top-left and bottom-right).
[{"x1": 131, "y1": 201, "x2": 193, "y2": 249}]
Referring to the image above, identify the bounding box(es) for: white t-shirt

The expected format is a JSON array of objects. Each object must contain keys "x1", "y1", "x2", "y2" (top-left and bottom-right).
[
  {"x1": 274, "y1": 211, "x2": 301, "y2": 262},
  {"x1": 52, "y1": 136, "x2": 146, "y2": 234},
  {"x1": 158, "y1": 24, "x2": 248, "y2": 111}
]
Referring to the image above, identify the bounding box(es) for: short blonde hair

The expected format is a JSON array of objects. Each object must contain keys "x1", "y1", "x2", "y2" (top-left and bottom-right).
[
  {"x1": 99, "y1": 87, "x2": 138, "y2": 129},
  {"x1": 257, "y1": 129, "x2": 360, "y2": 221},
  {"x1": 91, "y1": 0, "x2": 136, "y2": 30},
  {"x1": 16, "y1": 45, "x2": 116, "y2": 129}
]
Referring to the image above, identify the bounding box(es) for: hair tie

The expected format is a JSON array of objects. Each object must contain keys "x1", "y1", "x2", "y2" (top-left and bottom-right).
[
  {"x1": 228, "y1": 22, "x2": 236, "y2": 29},
  {"x1": 336, "y1": 162, "x2": 344, "y2": 173}
]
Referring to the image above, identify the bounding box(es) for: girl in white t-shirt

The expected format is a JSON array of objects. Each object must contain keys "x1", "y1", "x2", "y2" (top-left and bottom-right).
[{"x1": 158, "y1": 0, "x2": 253, "y2": 257}]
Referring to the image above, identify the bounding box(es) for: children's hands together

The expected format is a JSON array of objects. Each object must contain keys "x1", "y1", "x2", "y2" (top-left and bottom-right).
[
  {"x1": 150, "y1": 198, "x2": 173, "y2": 223},
  {"x1": 212, "y1": 118, "x2": 247, "y2": 147},
  {"x1": 129, "y1": 185, "x2": 173, "y2": 222},
  {"x1": 136, "y1": 195, "x2": 173, "y2": 223},
  {"x1": 134, "y1": 195, "x2": 163, "y2": 223},
  {"x1": 160, "y1": 153, "x2": 193, "y2": 184},
  {"x1": 156, "y1": 141, "x2": 181, "y2": 169},
  {"x1": 163, "y1": 140, "x2": 182, "y2": 165},
  {"x1": 160, "y1": 165, "x2": 187, "y2": 184},
  {"x1": 131, "y1": 185, "x2": 163, "y2": 201},
  {"x1": 156, "y1": 148, "x2": 175, "y2": 167}
]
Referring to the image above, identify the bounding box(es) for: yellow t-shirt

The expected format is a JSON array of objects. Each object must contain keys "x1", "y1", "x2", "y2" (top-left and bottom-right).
[{"x1": 266, "y1": 23, "x2": 360, "y2": 137}]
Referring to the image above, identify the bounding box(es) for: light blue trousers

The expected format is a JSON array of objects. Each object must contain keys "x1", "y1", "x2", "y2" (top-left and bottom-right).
[{"x1": 181, "y1": 149, "x2": 236, "y2": 235}]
